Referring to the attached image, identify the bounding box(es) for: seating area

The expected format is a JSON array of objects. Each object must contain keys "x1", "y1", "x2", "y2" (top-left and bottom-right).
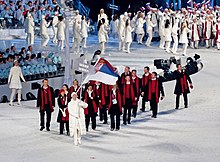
[{"x1": 0, "y1": 45, "x2": 64, "y2": 85}]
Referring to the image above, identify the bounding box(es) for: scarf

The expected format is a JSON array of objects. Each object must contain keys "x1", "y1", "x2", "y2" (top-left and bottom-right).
[
  {"x1": 40, "y1": 86, "x2": 53, "y2": 111},
  {"x1": 180, "y1": 74, "x2": 188, "y2": 93}
]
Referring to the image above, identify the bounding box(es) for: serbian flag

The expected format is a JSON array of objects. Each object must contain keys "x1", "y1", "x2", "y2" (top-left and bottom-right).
[{"x1": 82, "y1": 58, "x2": 118, "y2": 85}]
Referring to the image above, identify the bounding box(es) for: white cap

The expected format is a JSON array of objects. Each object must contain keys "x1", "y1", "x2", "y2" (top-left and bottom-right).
[{"x1": 71, "y1": 92, "x2": 77, "y2": 97}]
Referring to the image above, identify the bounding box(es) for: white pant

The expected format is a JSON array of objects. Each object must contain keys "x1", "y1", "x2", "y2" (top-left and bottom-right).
[
  {"x1": 58, "y1": 40, "x2": 64, "y2": 50},
  {"x1": 118, "y1": 37, "x2": 125, "y2": 51},
  {"x1": 146, "y1": 31, "x2": 153, "y2": 46},
  {"x1": 26, "y1": 32, "x2": 34, "y2": 45},
  {"x1": 10, "y1": 88, "x2": 21, "y2": 103},
  {"x1": 72, "y1": 38, "x2": 81, "y2": 53},
  {"x1": 165, "y1": 41, "x2": 171, "y2": 52},
  {"x1": 82, "y1": 37, "x2": 87, "y2": 48},
  {"x1": 41, "y1": 34, "x2": 50, "y2": 46},
  {"x1": 138, "y1": 34, "x2": 144, "y2": 44},
  {"x1": 159, "y1": 36, "x2": 165, "y2": 49},
  {"x1": 182, "y1": 43, "x2": 188, "y2": 55},
  {"x1": 74, "y1": 128, "x2": 81, "y2": 145},
  {"x1": 126, "y1": 42, "x2": 131, "y2": 53},
  {"x1": 191, "y1": 41, "x2": 199, "y2": 49},
  {"x1": 100, "y1": 42, "x2": 105, "y2": 54},
  {"x1": 217, "y1": 42, "x2": 220, "y2": 49},
  {"x1": 52, "y1": 27, "x2": 58, "y2": 43},
  {"x1": 172, "y1": 35, "x2": 178, "y2": 53}
]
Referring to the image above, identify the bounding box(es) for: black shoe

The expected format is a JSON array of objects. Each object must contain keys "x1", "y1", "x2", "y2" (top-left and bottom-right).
[
  {"x1": 86, "y1": 128, "x2": 88, "y2": 132},
  {"x1": 110, "y1": 128, "x2": 114, "y2": 131},
  {"x1": 116, "y1": 128, "x2": 120, "y2": 131},
  {"x1": 185, "y1": 106, "x2": 188, "y2": 108},
  {"x1": 46, "y1": 128, "x2": 50, "y2": 131},
  {"x1": 60, "y1": 132, "x2": 63, "y2": 135},
  {"x1": 151, "y1": 115, "x2": 157, "y2": 118},
  {"x1": 103, "y1": 121, "x2": 107, "y2": 124},
  {"x1": 40, "y1": 126, "x2": 45, "y2": 131},
  {"x1": 175, "y1": 107, "x2": 179, "y2": 109},
  {"x1": 123, "y1": 122, "x2": 127, "y2": 125},
  {"x1": 128, "y1": 121, "x2": 131, "y2": 124},
  {"x1": 67, "y1": 132, "x2": 70, "y2": 136}
]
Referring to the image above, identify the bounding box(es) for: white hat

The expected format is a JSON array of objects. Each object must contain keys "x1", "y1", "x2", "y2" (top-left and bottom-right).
[
  {"x1": 42, "y1": 15, "x2": 45, "y2": 19},
  {"x1": 54, "y1": 11, "x2": 59, "y2": 15},
  {"x1": 71, "y1": 92, "x2": 77, "y2": 97}
]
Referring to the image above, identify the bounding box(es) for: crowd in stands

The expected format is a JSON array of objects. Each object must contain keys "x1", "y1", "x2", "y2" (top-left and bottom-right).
[
  {"x1": 0, "y1": 45, "x2": 63, "y2": 84},
  {"x1": 0, "y1": 0, "x2": 63, "y2": 28}
]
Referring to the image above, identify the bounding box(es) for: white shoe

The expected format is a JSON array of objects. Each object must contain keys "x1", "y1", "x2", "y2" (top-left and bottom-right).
[
  {"x1": 74, "y1": 142, "x2": 78, "y2": 146},
  {"x1": 78, "y1": 139, "x2": 81, "y2": 145}
]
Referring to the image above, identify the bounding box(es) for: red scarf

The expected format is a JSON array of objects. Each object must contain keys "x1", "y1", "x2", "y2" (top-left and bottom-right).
[
  {"x1": 40, "y1": 86, "x2": 53, "y2": 111},
  {"x1": 69, "y1": 85, "x2": 80, "y2": 97},
  {"x1": 215, "y1": 24, "x2": 219, "y2": 43},
  {"x1": 148, "y1": 79, "x2": 159, "y2": 103},
  {"x1": 84, "y1": 91, "x2": 98, "y2": 115},
  {"x1": 132, "y1": 77, "x2": 140, "y2": 97},
  {"x1": 60, "y1": 96, "x2": 69, "y2": 121},
  {"x1": 122, "y1": 82, "x2": 135, "y2": 106},
  {"x1": 142, "y1": 73, "x2": 151, "y2": 87},
  {"x1": 180, "y1": 74, "x2": 188, "y2": 93}
]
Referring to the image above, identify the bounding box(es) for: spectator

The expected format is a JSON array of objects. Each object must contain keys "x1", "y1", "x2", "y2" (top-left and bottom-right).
[
  {"x1": 14, "y1": 4, "x2": 24, "y2": 27},
  {"x1": 10, "y1": 45, "x2": 16, "y2": 55},
  {"x1": 25, "y1": 1, "x2": 33, "y2": 11}
]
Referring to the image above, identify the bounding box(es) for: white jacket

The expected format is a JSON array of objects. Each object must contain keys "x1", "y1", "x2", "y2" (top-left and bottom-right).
[
  {"x1": 164, "y1": 26, "x2": 172, "y2": 42},
  {"x1": 81, "y1": 20, "x2": 90, "y2": 38},
  {"x1": 25, "y1": 16, "x2": 35, "y2": 34},
  {"x1": 118, "y1": 17, "x2": 125, "y2": 39},
  {"x1": 8, "y1": 66, "x2": 25, "y2": 89},
  {"x1": 40, "y1": 18, "x2": 50, "y2": 35},
  {"x1": 57, "y1": 20, "x2": 66, "y2": 40},
  {"x1": 125, "y1": 25, "x2": 134, "y2": 43},
  {"x1": 146, "y1": 19, "x2": 156, "y2": 33},
  {"x1": 68, "y1": 98, "x2": 88, "y2": 136},
  {"x1": 52, "y1": 15, "x2": 59, "y2": 28},
  {"x1": 98, "y1": 24, "x2": 108, "y2": 43},
  {"x1": 180, "y1": 28, "x2": 191, "y2": 44},
  {"x1": 136, "y1": 18, "x2": 145, "y2": 34}
]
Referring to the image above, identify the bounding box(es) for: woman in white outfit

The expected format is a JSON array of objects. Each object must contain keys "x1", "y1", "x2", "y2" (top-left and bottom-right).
[
  {"x1": 81, "y1": 16, "x2": 90, "y2": 48},
  {"x1": 124, "y1": 19, "x2": 134, "y2": 53},
  {"x1": 25, "y1": 12, "x2": 35, "y2": 45},
  {"x1": 179, "y1": 22, "x2": 191, "y2": 55},
  {"x1": 8, "y1": 60, "x2": 26, "y2": 106},
  {"x1": 68, "y1": 92, "x2": 88, "y2": 146},
  {"x1": 110, "y1": 14, "x2": 119, "y2": 39},
  {"x1": 52, "y1": 11, "x2": 59, "y2": 44},
  {"x1": 171, "y1": 18, "x2": 179, "y2": 54},
  {"x1": 164, "y1": 19, "x2": 172, "y2": 52},
  {"x1": 57, "y1": 16, "x2": 66, "y2": 50},
  {"x1": 136, "y1": 12, "x2": 145, "y2": 44},
  {"x1": 118, "y1": 14, "x2": 125, "y2": 51},
  {"x1": 72, "y1": 20, "x2": 82, "y2": 53},
  {"x1": 98, "y1": 18, "x2": 108, "y2": 54},
  {"x1": 40, "y1": 15, "x2": 51, "y2": 47},
  {"x1": 159, "y1": 15, "x2": 165, "y2": 49},
  {"x1": 146, "y1": 15, "x2": 156, "y2": 47}
]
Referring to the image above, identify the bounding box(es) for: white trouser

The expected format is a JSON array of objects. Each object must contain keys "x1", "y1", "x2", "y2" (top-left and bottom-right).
[
  {"x1": 118, "y1": 36, "x2": 125, "y2": 51},
  {"x1": 126, "y1": 42, "x2": 131, "y2": 53},
  {"x1": 182, "y1": 43, "x2": 188, "y2": 55},
  {"x1": 73, "y1": 38, "x2": 81, "y2": 53},
  {"x1": 205, "y1": 39, "x2": 210, "y2": 48},
  {"x1": 82, "y1": 37, "x2": 87, "y2": 48},
  {"x1": 138, "y1": 34, "x2": 144, "y2": 44},
  {"x1": 74, "y1": 128, "x2": 81, "y2": 145},
  {"x1": 217, "y1": 42, "x2": 220, "y2": 49},
  {"x1": 100, "y1": 42, "x2": 105, "y2": 54},
  {"x1": 146, "y1": 31, "x2": 153, "y2": 46},
  {"x1": 26, "y1": 32, "x2": 34, "y2": 45},
  {"x1": 172, "y1": 35, "x2": 178, "y2": 53},
  {"x1": 41, "y1": 34, "x2": 50, "y2": 46},
  {"x1": 165, "y1": 41, "x2": 171, "y2": 52},
  {"x1": 159, "y1": 36, "x2": 165, "y2": 49},
  {"x1": 10, "y1": 88, "x2": 21, "y2": 103},
  {"x1": 58, "y1": 40, "x2": 64, "y2": 50},
  {"x1": 191, "y1": 41, "x2": 199, "y2": 49},
  {"x1": 52, "y1": 27, "x2": 57, "y2": 43}
]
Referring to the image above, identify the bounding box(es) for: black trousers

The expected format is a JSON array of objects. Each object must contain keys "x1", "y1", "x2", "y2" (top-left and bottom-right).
[
  {"x1": 176, "y1": 93, "x2": 188, "y2": 109},
  {"x1": 60, "y1": 121, "x2": 69, "y2": 134},
  {"x1": 85, "y1": 114, "x2": 96, "y2": 130},
  {"x1": 132, "y1": 104, "x2": 138, "y2": 118},
  {"x1": 99, "y1": 105, "x2": 108, "y2": 123},
  {"x1": 123, "y1": 98, "x2": 132, "y2": 124},
  {"x1": 40, "y1": 104, "x2": 52, "y2": 128},
  {"x1": 150, "y1": 94, "x2": 158, "y2": 117},
  {"x1": 110, "y1": 104, "x2": 121, "y2": 129},
  {"x1": 142, "y1": 93, "x2": 148, "y2": 112}
]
